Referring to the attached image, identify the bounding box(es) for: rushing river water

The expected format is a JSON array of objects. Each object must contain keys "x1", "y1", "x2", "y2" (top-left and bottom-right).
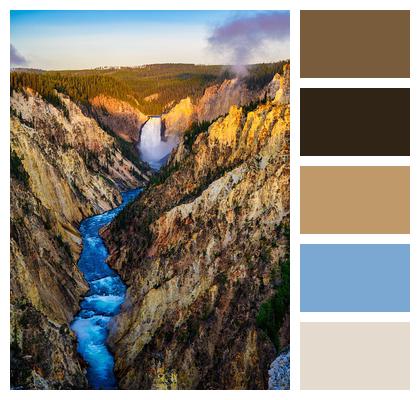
[{"x1": 71, "y1": 189, "x2": 140, "y2": 389}]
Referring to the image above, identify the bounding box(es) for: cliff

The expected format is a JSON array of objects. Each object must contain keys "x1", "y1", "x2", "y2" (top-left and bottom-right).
[
  {"x1": 161, "y1": 98, "x2": 195, "y2": 137},
  {"x1": 10, "y1": 89, "x2": 149, "y2": 389},
  {"x1": 102, "y1": 70, "x2": 290, "y2": 389},
  {"x1": 89, "y1": 94, "x2": 148, "y2": 143},
  {"x1": 161, "y1": 78, "x2": 252, "y2": 138},
  {"x1": 162, "y1": 64, "x2": 290, "y2": 142}
]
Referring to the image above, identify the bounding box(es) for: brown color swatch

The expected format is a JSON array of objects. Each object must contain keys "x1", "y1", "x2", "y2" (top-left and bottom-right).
[
  {"x1": 300, "y1": 167, "x2": 410, "y2": 233},
  {"x1": 300, "y1": 10, "x2": 410, "y2": 77},
  {"x1": 301, "y1": 322, "x2": 410, "y2": 389},
  {"x1": 301, "y1": 88, "x2": 410, "y2": 156}
]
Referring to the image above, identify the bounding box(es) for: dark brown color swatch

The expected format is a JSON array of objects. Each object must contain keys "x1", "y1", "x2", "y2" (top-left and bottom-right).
[
  {"x1": 301, "y1": 88, "x2": 410, "y2": 156},
  {"x1": 301, "y1": 11, "x2": 410, "y2": 78},
  {"x1": 300, "y1": 166, "x2": 410, "y2": 234}
]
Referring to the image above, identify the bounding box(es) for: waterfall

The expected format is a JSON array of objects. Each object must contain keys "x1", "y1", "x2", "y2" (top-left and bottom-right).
[{"x1": 137, "y1": 116, "x2": 178, "y2": 170}]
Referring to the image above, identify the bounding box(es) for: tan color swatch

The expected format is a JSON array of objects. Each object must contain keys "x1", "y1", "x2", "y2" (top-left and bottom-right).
[
  {"x1": 300, "y1": 167, "x2": 410, "y2": 234},
  {"x1": 301, "y1": 322, "x2": 410, "y2": 390},
  {"x1": 301, "y1": 10, "x2": 410, "y2": 77}
]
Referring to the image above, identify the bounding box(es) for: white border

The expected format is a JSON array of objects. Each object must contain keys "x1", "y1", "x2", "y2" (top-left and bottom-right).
[
  {"x1": 1, "y1": 0, "x2": 419, "y2": 399},
  {"x1": 295, "y1": 3, "x2": 417, "y2": 400}
]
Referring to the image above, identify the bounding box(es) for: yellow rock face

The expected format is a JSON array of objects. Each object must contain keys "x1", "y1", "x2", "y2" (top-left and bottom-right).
[
  {"x1": 162, "y1": 65, "x2": 289, "y2": 140},
  {"x1": 162, "y1": 97, "x2": 195, "y2": 137}
]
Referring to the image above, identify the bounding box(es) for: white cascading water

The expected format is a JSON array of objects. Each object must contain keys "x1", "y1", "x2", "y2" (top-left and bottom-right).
[{"x1": 137, "y1": 116, "x2": 178, "y2": 170}]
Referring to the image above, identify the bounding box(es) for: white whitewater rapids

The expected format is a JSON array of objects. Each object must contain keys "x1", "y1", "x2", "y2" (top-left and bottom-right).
[{"x1": 137, "y1": 116, "x2": 178, "y2": 170}]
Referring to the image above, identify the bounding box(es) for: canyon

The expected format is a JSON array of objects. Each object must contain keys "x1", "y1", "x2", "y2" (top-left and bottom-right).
[
  {"x1": 10, "y1": 89, "x2": 149, "y2": 389},
  {"x1": 103, "y1": 64, "x2": 290, "y2": 389},
  {"x1": 10, "y1": 62, "x2": 290, "y2": 389}
]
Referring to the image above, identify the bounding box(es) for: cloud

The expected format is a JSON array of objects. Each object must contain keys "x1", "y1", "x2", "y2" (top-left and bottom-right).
[
  {"x1": 208, "y1": 11, "x2": 289, "y2": 74},
  {"x1": 10, "y1": 44, "x2": 28, "y2": 66}
]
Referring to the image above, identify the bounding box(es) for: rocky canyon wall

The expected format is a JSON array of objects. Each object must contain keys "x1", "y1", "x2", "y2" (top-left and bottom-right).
[
  {"x1": 103, "y1": 67, "x2": 290, "y2": 389},
  {"x1": 10, "y1": 89, "x2": 149, "y2": 389},
  {"x1": 162, "y1": 63, "x2": 290, "y2": 139}
]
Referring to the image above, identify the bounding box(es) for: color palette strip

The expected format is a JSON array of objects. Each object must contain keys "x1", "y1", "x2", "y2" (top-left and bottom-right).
[
  {"x1": 300, "y1": 10, "x2": 410, "y2": 78},
  {"x1": 300, "y1": 166, "x2": 410, "y2": 234},
  {"x1": 299, "y1": 8, "x2": 411, "y2": 391},
  {"x1": 301, "y1": 88, "x2": 410, "y2": 156},
  {"x1": 300, "y1": 323, "x2": 410, "y2": 389},
  {"x1": 301, "y1": 244, "x2": 410, "y2": 312}
]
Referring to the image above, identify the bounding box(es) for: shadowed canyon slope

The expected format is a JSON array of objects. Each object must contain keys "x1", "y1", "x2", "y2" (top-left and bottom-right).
[
  {"x1": 102, "y1": 64, "x2": 290, "y2": 389},
  {"x1": 89, "y1": 94, "x2": 148, "y2": 143}
]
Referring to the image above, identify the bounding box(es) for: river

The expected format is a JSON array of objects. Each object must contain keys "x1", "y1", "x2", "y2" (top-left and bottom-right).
[{"x1": 70, "y1": 188, "x2": 141, "y2": 389}]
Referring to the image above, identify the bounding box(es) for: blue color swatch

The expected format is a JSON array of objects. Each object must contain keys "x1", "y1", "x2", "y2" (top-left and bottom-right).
[{"x1": 300, "y1": 244, "x2": 410, "y2": 312}]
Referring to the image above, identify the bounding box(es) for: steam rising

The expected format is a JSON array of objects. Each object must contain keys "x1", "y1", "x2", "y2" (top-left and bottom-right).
[
  {"x1": 10, "y1": 44, "x2": 27, "y2": 66},
  {"x1": 208, "y1": 11, "x2": 289, "y2": 75}
]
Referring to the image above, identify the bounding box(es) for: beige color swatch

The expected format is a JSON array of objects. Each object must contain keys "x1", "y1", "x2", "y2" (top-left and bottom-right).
[
  {"x1": 301, "y1": 322, "x2": 410, "y2": 389},
  {"x1": 300, "y1": 10, "x2": 410, "y2": 77},
  {"x1": 300, "y1": 167, "x2": 410, "y2": 234}
]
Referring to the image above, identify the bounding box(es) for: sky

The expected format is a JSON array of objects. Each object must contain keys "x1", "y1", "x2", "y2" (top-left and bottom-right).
[{"x1": 10, "y1": 10, "x2": 290, "y2": 70}]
